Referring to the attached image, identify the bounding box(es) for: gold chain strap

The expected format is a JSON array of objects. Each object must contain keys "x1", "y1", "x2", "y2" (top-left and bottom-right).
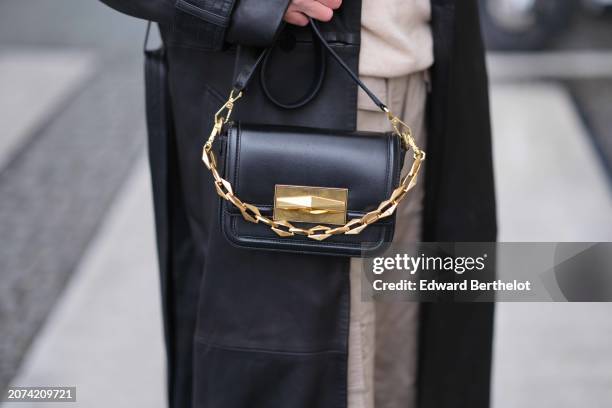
[{"x1": 202, "y1": 90, "x2": 426, "y2": 241}]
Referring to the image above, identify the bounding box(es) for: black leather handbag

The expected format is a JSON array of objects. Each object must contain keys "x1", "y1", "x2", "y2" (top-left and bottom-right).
[{"x1": 202, "y1": 19, "x2": 425, "y2": 257}]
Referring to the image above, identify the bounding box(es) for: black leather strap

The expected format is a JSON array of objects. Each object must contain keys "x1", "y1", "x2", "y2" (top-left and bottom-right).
[
  {"x1": 259, "y1": 27, "x2": 327, "y2": 109},
  {"x1": 226, "y1": 0, "x2": 292, "y2": 48},
  {"x1": 233, "y1": 18, "x2": 388, "y2": 112},
  {"x1": 308, "y1": 18, "x2": 387, "y2": 111},
  {"x1": 233, "y1": 47, "x2": 268, "y2": 91}
]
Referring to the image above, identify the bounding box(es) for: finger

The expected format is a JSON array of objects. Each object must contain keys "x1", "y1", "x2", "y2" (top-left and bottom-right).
[
  {"x1": 295, "y1": 0, "x2": 333, "y2": 22},
  {"x1": 316, "y1": 0, "x2": 342, "y2": 10},
  {"x1": 284, "y1": 10, "x2": 309, "y2": 26}
]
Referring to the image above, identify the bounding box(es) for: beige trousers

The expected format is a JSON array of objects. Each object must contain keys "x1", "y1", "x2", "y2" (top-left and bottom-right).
[{"x1": 347, "y1": 72, "x2": 428, "y2": 408}]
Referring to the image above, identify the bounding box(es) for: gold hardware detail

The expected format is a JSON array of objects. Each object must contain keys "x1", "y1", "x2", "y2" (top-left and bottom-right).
[
  {"x1": 274, "y1": 185, "x2": 348, "y2": 225},
  {"x1": 201, "y1": 91, "x2": 425, "y2": 241}
]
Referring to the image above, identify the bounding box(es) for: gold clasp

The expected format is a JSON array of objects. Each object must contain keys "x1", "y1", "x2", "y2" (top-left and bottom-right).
[
  {"x1": 206, "y1": 90, "x2": 243, "y2": 149},
  {"x1": 214, "y1": 89, "x2": 242, "y2": 125},
  {"x1": 274, "y1": 185, "x2": 348, "y2": 225},
  {"x1": 385, "y1": 109, "x2": 416, "y2": 152}
]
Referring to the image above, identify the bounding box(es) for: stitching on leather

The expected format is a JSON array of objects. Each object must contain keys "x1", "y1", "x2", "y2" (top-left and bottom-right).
[
  {"x1": 204, "y1": 84, "x2": 225, "y2": 104},
  {"x1": 345, "y1": 49, "x2": 357, "y2": 130},
  {"x1": 228, "y1": 215, "x2": 385, "y2": 250},
  {"x1": 223, "y1": 205, "x2": 388, "y2": 255},
  {"x1": 223, "y1": 124, "x2": 235, "y2": 214},
  {"x1": 385, "y1": 134, "x2": 391, "y2": 200},
  {"x1": 225, "y1": 206, "x2": 389, "y2": 222},
  {"x1": 234, "y1": 123, "x2": 241, "y2": 192},
  {"x1": 175, "y1": 0, "x2": 230, "y2": 26},
  {"x1": 195, "y1": 336, "x2": 344, "y2": 356},
  {"x1": 164, "y1": 40, "x2": 221, "y2": 52}
]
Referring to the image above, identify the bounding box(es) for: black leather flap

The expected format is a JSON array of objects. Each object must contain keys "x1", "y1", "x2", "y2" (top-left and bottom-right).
[{"x1": 222, "y1": 123, "x2": 402, "y2": 218}]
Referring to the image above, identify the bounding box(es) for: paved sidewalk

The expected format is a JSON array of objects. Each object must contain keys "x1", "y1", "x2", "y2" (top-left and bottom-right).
[
  {"x1": 0, "y1": 50, "x2": 94, "y2": 169},
  {"x1": 491, "y1": 82, "x2": 612, "y2": 242},
  {"x1": 489, "y1": 81, "x2": 612, "y2": 408},
  {"x1": 493, "y1": 303, "x2": 612, "y2": 408},
  {"x1": 2, "y1": 157, "x2": 166, "y2": 408},
  {"x1": 0, "y1": 53, "x2": 146, "y2": 389}
]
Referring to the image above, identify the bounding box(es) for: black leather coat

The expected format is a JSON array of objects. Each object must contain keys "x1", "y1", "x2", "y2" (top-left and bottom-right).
[{"x1": 101, "y1": 1, "x2": 497, "y2": 407}]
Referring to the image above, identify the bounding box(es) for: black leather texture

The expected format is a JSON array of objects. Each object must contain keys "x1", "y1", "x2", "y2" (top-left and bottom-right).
[
  {"x1": 220, "y1": 123, "x2": 403, "y2": 256},
  {"x1": 226, "y1": 0, "x2": 291, "y2": 48}
]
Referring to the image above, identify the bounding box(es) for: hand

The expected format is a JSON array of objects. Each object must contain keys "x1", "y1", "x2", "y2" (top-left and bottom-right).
[{"x1": 284, "y1": 0, "x2": 342, "y2": 26}]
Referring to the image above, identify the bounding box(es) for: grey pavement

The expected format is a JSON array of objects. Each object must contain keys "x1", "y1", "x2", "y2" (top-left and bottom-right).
[
  {"x1": 0, "y1": 0, "x2": 148, "y2": 392},
  {"x1": 2, "y1": 159, "x2": 165, "y2": 408},
  {"x1": 0, "y1": 1, "x2": 612, "y2": 407},
  {"x1": 551, "y1": 11, "x2": 612, "y2": 50},
  {"x1": 489, "y1": 53, "x2": 612, "y2": 408},
  {"x1": 0, "y1": 0, "x2": 146, "y2": 51},
  {"x1": 490, "y1": 81, "x2": 612, "y2": 242},
  {"x1": 0, "y1": 50, "x2": 95, "y2": 169},
  {"x1": 568, "y1": 79, "x2": 612, "y2": 181},
  {"x1": 488, "y1": 80, "x2": 612, "y2": 408},
  {"x1": 493, "y1": 303, "x2": 612, "y2": 408},
  {"x1": 0, "y1": 56, "x2": 147, "y2": 390},
  {"x1": 488, "y1": 51, "x2": 612, "y2": 81}
]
